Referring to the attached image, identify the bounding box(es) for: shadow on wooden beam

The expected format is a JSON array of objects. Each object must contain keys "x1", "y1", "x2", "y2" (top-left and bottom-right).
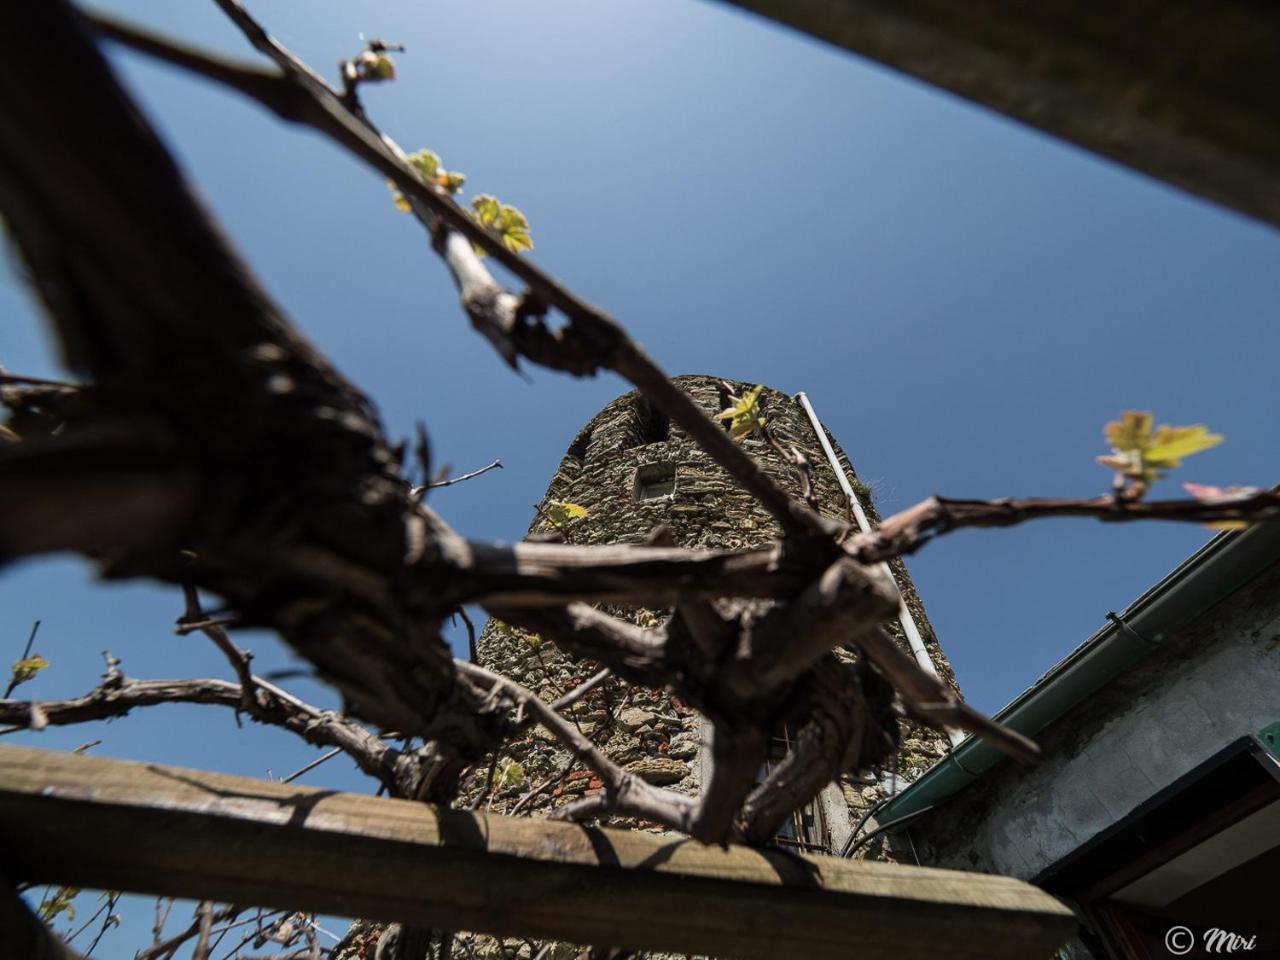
[{"x1": 0, "y1": 745, "x2": 1073, "y2": 959}]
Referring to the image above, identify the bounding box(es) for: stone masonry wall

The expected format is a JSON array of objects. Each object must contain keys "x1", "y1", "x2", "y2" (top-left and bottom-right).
[{"x1": 447, "y1": 376, "x2": 956, "y2": 958}]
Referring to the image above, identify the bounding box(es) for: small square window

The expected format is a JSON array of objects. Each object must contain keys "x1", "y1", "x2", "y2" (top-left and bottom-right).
[{"x1": 634, "y1": 461, "x2": 676, "y2": 501}]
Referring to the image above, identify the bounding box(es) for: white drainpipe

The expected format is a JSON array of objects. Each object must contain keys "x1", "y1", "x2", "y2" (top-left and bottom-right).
[{"x1": 795, "y1": 392, "x2": 960, "y2": 746}]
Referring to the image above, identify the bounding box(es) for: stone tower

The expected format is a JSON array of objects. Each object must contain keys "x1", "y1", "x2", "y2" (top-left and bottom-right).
[
  {"x1": 470, "y1": 376, "x2": 957, "y2": 858},
  {"x1": 337, "y1": 377, "x2": 958, "y2": 960}
]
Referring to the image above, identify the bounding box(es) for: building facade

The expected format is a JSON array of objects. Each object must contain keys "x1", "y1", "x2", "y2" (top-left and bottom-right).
[{"x1": 882, "y1": 522, "x2": 1280, "y2": 958}]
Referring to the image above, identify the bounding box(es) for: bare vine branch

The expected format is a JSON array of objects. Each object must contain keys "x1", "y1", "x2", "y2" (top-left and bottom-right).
[
  {"x1": 0, "y1": 654, "x2": 409, "y2": 793},
  {"x1": 88, "y1": 3, "x2": 828, "y2": 543},
  {"x1": 136, "y1": 904, "x2": 241, "y2": 960},
  {"x1": 3, "y1": 0, "x2": 1275, "y2": 889},
  {"x1": 180, "y1": 584, "x2": 257, "y2": 716},
  {"x1": 417, "y1": 458, "x2": 503, "y2": 493},
  {"x1": 2, "y1": 620, "x2": 41, "y2": 699},
  {"x1": 851, "y1": 489, "x2": 1280, "y2": 563},
  {"x1": 455, "y1": 660, "x2": 697, "y2": 831}
]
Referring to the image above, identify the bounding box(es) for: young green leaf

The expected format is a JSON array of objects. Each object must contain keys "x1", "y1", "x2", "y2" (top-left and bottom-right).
[
  {"x1": 1145, "y1": 425, "x2": 1224, "y2": 467},
  {"x1": 495, "y1": 205, "x2": 532, "y2": 253},
  {"x1": 716, "y1": 386, "x2": 766, "y2": 440},
  {"x1": 1097, "y1": 411, "x2": 1223, "y2": 493},
  {"x1": 388, "y1": 149, "x2": 463, "y2": 211},
  {"x1": 438, "y1": 171, "x2": 466, "y2": 195},
  {"x1": 501, "y1": 227, "x2": 532, "y2": 253},
  {"x1": 470, "y1": 195, "x2": 534, "y2": 255},
  {"x1": 545, "y1": 500, "x2": 589, "y2": 526},
  {"x1": 1103, "y1": 411, "x2": 1153, "y2": 455},
  {"x1": 38, "y1": 887, "x2": 80, "y2": 923},
  {"x1": 10, "y1": 652, "x2": 48, "y2": 689},
  {"x1": 492, "y1": 760, "x2": 525, "y2": 790},
  {"x1": 408, "y1": 149, "x2": 440, "y2": 180},
  {"x1": 353, "y1": 50, "x2": 397, "y2": 81},
  {"x1": 472, "y1": 194, "x2": 500, "y2": 227}
]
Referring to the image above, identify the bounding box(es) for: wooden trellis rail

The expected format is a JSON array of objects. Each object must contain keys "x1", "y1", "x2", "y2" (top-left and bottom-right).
[{"x1": 0, "y1": 745, "x2": 1074, "y2": 959}]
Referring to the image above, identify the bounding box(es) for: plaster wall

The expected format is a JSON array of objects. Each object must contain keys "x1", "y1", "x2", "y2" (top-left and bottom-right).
[{"x1": 909, "y1": 560, "x2": 1280, "y2": 881}]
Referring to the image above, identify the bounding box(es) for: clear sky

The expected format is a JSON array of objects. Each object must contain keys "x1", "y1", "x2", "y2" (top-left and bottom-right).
[{"x1": 5, "y1": 1, "x2": 1279, "y2": 953}]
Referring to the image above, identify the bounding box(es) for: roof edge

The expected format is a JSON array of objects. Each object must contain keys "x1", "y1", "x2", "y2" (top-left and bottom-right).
[{"x1": 877, "y1": 520, "x2": 1280, "y2": 827}]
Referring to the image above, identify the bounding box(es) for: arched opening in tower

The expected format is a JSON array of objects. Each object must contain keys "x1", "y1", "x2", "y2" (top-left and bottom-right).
[{"x1": 635, "y1": 397, "x2": 670, "y2": 445}]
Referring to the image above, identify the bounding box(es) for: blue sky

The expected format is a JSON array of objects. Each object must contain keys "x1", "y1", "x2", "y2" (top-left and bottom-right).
[{"x1": 5, "y1": 0, "x2": 1279, "y2": 952}]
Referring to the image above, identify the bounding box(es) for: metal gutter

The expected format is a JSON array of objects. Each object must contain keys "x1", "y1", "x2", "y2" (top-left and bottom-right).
[
  {"x1": 876, "y1": 519, "x2": 1280, "y2": 825},
  {"x1": 794, "y1": 394, "x2": 943, "y2": 677},
  {"x1": 795, "y1": 391, "x2": 964, "y2": 747}
]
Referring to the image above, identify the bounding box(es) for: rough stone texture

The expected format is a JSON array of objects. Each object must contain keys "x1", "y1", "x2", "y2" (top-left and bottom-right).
[
  {"x1": 529, "y1": 375, "x2": 954, "y2": 688},
  {"x1": 626, "y1": 756, "x2": 692, "y2": 785},
  {"x1": 906, "y1": 557, "x2": 1280, "y2": 880},
  {"x1": 444, "y1": 375, "x2": 958, "y2": 956}
]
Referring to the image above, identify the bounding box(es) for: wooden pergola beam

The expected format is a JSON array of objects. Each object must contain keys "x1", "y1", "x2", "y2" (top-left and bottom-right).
[
  {"x1": 714, "y1": 0, "x2": 1280, "y2": 229},
  {"x1": 0, "y1": 746, "x2": 1073, "y2": 958}
]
